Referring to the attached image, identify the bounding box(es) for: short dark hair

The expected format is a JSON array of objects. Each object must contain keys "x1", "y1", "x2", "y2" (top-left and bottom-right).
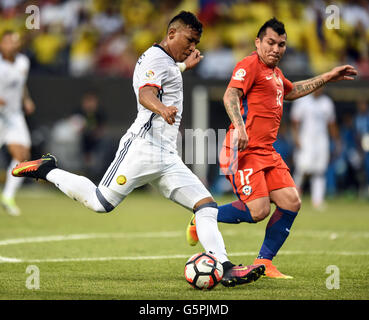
[
  {"x1": 257, "y1": 17, "x2": 286, "y2": 40},
  {"x1": 168, "y1": 11, "x2": 202, "y2": 35}
]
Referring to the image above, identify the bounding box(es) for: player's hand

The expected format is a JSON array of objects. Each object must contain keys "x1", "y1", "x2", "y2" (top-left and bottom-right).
[
  {"x1": 23, "y1": 98, "x2": 35, "y2": 115},
  {"x1": 160, "y1": 105, "x2": 178, "y2": 125},
  {"x1": 183, "y1": 49, "x2": 203, "y2": 70},
  {"x1": 326, "y1": 65, "x2": 358, "y2": 82},
  {"x1": 232, "y1": 127, "x2": 248, "y2": 151},
  {"x1": 0, "y1": 98, "x2": 5, "y2": 106}
]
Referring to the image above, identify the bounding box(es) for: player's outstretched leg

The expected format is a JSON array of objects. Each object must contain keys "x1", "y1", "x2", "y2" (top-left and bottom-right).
[{"x1": 12, "y1": 153, "x2": 116, "y2": 213}]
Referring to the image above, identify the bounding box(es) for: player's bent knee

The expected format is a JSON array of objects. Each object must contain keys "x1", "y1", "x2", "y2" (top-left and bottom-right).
[
  {"x1": 288, "y1": 193, "x2": 302, "y2": 212},
  {"x1": 193, "y1": 199, "x2": 217, "y2": 214},
  {"x1": 94, "y1": 186, "x2": 126, "y2": 214},
  {"x1": 248, "y1": 202, "x2": 271, "y2": 222},
  {"x1": 251, "y1": 206, "x2": 271, "y2": 222},
  {"x1": 293, "y1": 196, "x2": 302, "y2": 212},
  {"x1": 92, "y1": 206, "x2": 111, "y2": 214},
  {"x1": 245, "y1": 197, "x2": 271, "y2": 222},
  {"x1": 95, "y1": 188, "x2": 115, "y2": 213}
]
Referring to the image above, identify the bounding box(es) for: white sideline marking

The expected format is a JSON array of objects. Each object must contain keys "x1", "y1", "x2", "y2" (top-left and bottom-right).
[
  {"x1": 0, "y1": 256, "x2": 22, "y2": 263},
  {"x1": 1, "y1": 251, "x2": 369, "y2": 264},
  {"x1": 0, "y1": 231, "x2": 184, "y2": 246}
]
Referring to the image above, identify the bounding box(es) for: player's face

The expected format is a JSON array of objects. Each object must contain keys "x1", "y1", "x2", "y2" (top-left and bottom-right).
[
  {"x1": 0, "y1": 33, "x2": 21, "y2": 57},
  {"x1": 169, "y1": 25, "x2": 200, "y2": 62},
  {"x1": 255, "y1": 27, "x2": 286, "y2": 68}
]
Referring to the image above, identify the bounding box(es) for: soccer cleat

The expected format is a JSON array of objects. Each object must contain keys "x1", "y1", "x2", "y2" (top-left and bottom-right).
[
  {"x1": 1, "y1": 196, "x2": 20, "y2": 216},
  {"x1": 186, "y1": 214, "x2": 199, "y2": 246},
  {"x1": 12, "y1": 153, "x2": 57, "y2": 181},
  {"x1": 254, "y1": 258, "x2": 293, "y2": 279},
  {"x1": 221, "y1": 264, "x2": 265, "y2": 287}
]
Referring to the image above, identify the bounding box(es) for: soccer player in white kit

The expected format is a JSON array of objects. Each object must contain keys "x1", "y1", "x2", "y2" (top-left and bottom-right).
[
  {"x1": 0, "y1": 31, "x2": 36, "y2": 216},
  {"x1": 290, "y1": 88, "x2": 339, "y2": 209},
  {"x1": 12, "y1": 11, "x2": 265, "y2": 287}
]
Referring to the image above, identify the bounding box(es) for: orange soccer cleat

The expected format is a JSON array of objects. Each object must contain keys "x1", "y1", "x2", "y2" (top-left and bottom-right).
[
  {"x1": 254, "y1": 258, "x2": 293, "y2": 279},
  {"x1": 12, "y1": 153, "x2": 57, "y2": 181},
  {"x1": 186, "y1": 214, "x2": 199, "y2": 246}
]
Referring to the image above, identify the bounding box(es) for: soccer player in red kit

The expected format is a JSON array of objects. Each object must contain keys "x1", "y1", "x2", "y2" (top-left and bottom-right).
[{"x1": 187, "y1": 17, "x2": 357, "y2": 278}]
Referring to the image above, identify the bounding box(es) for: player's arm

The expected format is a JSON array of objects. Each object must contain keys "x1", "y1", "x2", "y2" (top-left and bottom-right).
[
  {"x1": 23, "y1": 85, "x2": 35, "y2": 115},
  {"x1": 285, "y1": 65, "x2": 357, "y2": 101},
  {"x1": 139, "y1": 85, "x2": 177, "y2": 125},
  {"x1": 223, "y1": 86, "x2": 248, "y2": 151}
]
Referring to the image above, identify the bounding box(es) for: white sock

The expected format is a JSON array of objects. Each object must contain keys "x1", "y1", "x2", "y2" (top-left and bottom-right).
[
  {"x1": 2, "y1": 159, "x2": 24, "y2": 199},
  {"x1": 311, "y1": 174, "x2": 326, "y2": 207},
  {"x1": 46, "y1": 168, "x2": 106, "y2": 212},
  {"x1": 195, "y1": 206, "x2": 228, "y2": 263}
]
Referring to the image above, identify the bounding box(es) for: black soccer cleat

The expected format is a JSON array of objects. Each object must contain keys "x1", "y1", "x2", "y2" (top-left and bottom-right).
[
  {"x1": 221, "y1": 264, "x2": 265, "y2": 287},
  {"x1": 12, "y1": 153, "x2": 58, "y2": 180}
]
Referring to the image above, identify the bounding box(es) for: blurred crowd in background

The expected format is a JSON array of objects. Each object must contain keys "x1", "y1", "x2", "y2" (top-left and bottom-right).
[
  {"x1": 0, "y1": 0, "x2": 369, "y2": 200},
  {"x1": 0, "y1": 0, "x2": 368, "y2": 78}
]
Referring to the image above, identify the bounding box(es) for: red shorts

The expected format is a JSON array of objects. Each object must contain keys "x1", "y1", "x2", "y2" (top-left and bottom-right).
[{"x1": 219, "y1": 146, "x2": 295, "y2": 203}]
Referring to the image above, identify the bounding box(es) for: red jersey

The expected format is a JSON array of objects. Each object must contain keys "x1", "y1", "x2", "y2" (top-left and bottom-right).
[{"x1": 224, "y1": 52, "x2": 293, "y2": 155}]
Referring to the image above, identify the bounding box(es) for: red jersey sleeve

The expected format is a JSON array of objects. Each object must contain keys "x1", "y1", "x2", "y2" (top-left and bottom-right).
[{"x1": 227, "y1": 56, "x2": 257, "y2": 96}]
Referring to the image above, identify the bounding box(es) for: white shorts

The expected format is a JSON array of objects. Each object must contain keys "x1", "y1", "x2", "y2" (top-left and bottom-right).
[
  {"x1": 294, "y1": 147, "x2": 329, "y2": 175},
  {"x1": 0, "y1": 113, "x2": 31, "y2": 148},
  {"x1": 98, "y1": 133, "x2": 212, "y2": 210}
]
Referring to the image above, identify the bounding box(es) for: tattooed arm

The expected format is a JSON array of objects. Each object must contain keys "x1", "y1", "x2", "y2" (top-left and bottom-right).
[
  {"x1": 285, "y1": 75, "x2": 326, "y2": 101},
  {"x1": 223, "y1": 87, "x2": 248, "y2": 151},
  {"x1": 285, "y1": 65, "x2": 357, "y2": 101}
]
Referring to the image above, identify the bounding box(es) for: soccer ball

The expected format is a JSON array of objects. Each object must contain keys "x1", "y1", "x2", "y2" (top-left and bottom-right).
[{"x1": 184, "y1": 252, "x2": 223, "y2": 290}]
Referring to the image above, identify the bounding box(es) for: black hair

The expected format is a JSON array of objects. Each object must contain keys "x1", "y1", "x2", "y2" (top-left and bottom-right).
[
  {"x1": 167, "y1": 11, "x2": 202, "y2": 35},
  {"x1": 257, "y1": 17, "x2": 286, "y2": 39}
]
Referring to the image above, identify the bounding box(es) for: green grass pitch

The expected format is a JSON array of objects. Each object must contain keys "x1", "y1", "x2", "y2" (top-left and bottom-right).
[{"x1": 0, "y1": 186, "x2": 368, "y2": 300}]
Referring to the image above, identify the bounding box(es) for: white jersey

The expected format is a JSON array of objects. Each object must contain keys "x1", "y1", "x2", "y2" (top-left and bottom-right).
[
  {"x1": 128, "y1": 44, "x2": 183, "y2": 153},
  {"x1": 0, "y1": 53, "x2": 31, "y2": 147},
  {"x1": 0, "y1": 53, "x2": 30, "y2": 118},
  {"x1": 98, "y1": 44, "x2": 212, "y2": 210},
  {"x1": 290, "y1": 94, "x2": 336, "y2": 173},
  {"x1": 290, "y1": 94, "x2": 335, "y2": 146}
]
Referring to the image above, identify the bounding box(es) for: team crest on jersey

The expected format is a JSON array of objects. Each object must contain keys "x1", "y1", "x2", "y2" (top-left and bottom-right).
[
  {"x1": 116, "y1": 175, "x2": 127, "y2": 185},
  {"x1": 144, "y1": 70, "x2": 155, "y2": 80},
  {"x1": 242, "y1": 185, "x2": 252, "y2": 196},
  {"x1": 232, "y1": 68, "x2": 246, "y2": 81}
]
